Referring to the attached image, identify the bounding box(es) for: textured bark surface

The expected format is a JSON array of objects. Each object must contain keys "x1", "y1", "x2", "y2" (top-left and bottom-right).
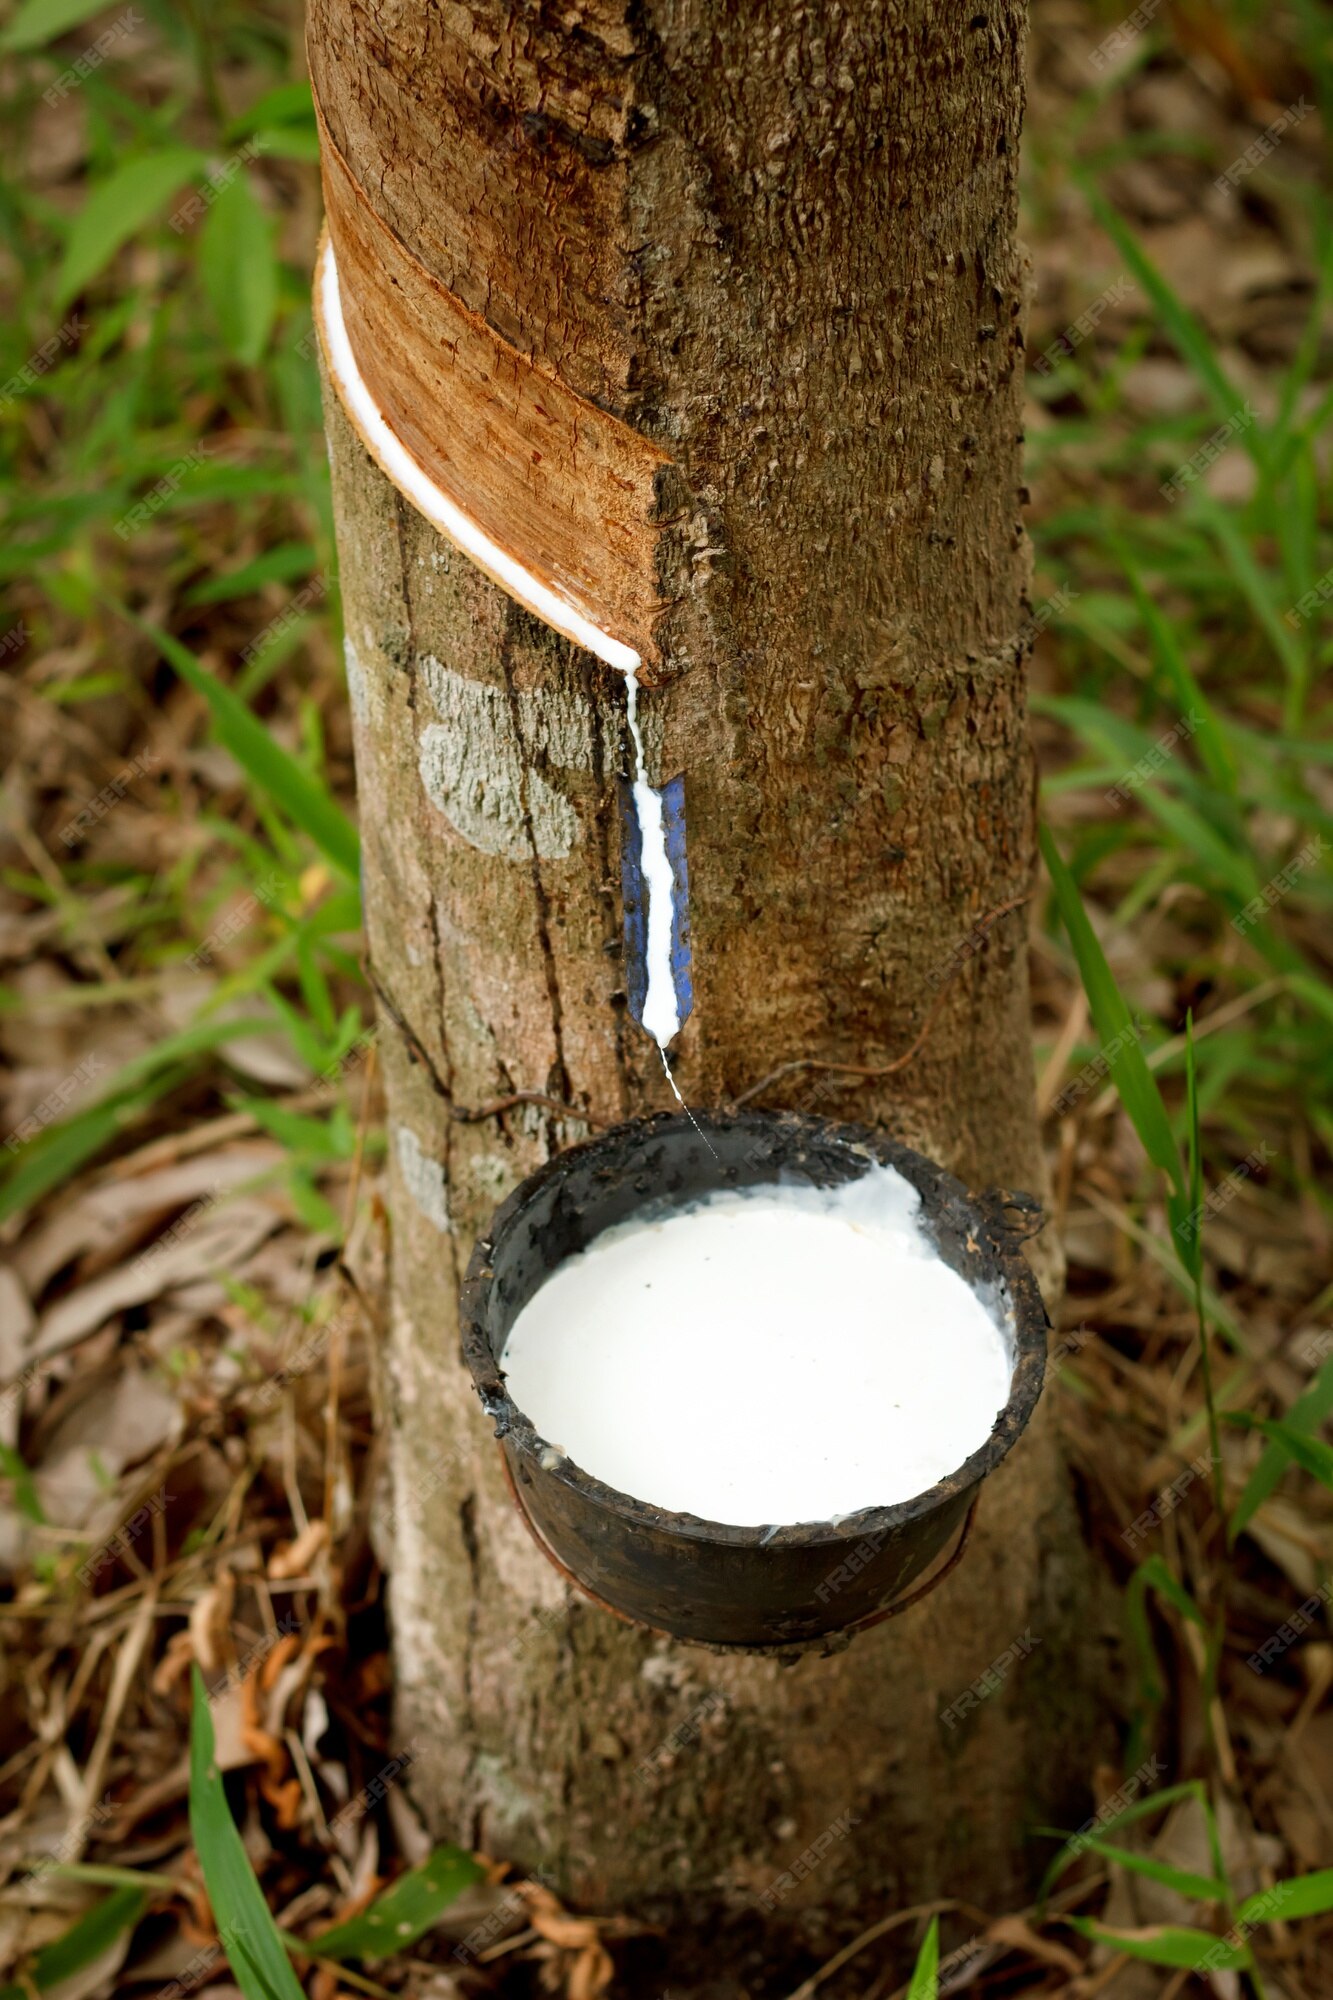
[{"x1": 316, "y1": 0, "x2": 1112, "y2": 1958}]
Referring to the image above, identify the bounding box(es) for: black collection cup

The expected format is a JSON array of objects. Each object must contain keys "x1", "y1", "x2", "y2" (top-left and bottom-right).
[{"x1": 460, "y1": 1109, "x2": 1048, "y2": 1650}]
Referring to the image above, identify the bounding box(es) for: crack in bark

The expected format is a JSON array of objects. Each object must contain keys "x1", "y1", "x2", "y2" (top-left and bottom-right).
[
  {"x1": 588, "y1": 662, "x2": 631, "y2": 1120},
  {"x1": 394, "y1": 498, "x2": 465, "y2": 1289},
  {"x1": 496, "y1": 609, "x2": 573, "y2": 1153},
  {"x1": 458, "y1": 1489, "x2": 480, "y2": 1746},
  {"x1": 731, "y1": 891, "x2": 1032, "y2": 1108},
  {"x1": 366, "y1": 960, "x2": 607, "y2": 1131}
]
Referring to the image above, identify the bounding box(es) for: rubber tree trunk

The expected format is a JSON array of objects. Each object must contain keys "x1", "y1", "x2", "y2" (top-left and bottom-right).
[{"x1": 311, "y1": 0, "x2": 1105, "y2": 1950}]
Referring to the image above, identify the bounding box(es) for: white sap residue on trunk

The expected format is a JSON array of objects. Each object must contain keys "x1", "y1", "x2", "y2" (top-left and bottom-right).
[{"x1": 500, "y1": 1162, "x2": 1014, "y2": 1527}]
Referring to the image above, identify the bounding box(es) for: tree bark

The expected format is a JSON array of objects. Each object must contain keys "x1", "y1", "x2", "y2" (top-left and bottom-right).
[{"x1": 312, "y1": 0, "x2": 1110, "y2": 1956}]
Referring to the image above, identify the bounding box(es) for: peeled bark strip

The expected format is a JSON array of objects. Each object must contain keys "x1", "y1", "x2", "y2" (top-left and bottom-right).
[{"x1": 317, "y1": 0, "x2": 1110, "y2": 1948}]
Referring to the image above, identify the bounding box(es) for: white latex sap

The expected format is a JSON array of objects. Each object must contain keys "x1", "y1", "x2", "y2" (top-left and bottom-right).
[
  {"x1": 320, "y1": 241, "x2": 684, "y2": 1058},
  {"x1": 500, "y1": 1162, "x2": 1014, "y2": 1527}
]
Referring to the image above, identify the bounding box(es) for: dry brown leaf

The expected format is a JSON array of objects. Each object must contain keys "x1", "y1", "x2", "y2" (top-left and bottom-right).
[
  {"x1": 33, "y1": 1201, "x2": 279, "y2": 1358},
  {"x1": 189, "y1": 1571, "x2": 237, "y2": 1673},
  {"x1": 33, "y1": 1364, "x2": 182, "y2": 1533},
  {"x1": 983, "y1": 1914, "x2": 1081, "y2": 1974},
  {"x1": 14, "y1": 1144, "x2": 283, "y2": 1299},
  {"x1": 521, "y1": 1884, "x2": 603, "y2": 1951},
  {"x1": 207, "y1": 1682, "x2": 264, "y2": 1773},
  {"x1": 152, "y1": 1629, "x2": 196, "y2": 1697},
  {"x1": 567, "y1": 1939, "x2": 614, "y2": 2000},
  {"x1": 1243, "y1": 1499, "x2": 1330, "y2": 1596},
  {"x1": 268, "y1": 1518, "x2": 329, "y2": 1580}
]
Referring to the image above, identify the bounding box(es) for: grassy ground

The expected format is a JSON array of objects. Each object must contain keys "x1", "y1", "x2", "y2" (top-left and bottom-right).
[{"x1": 0, "y1": 0, "x2": 1331, "y2": 1994}]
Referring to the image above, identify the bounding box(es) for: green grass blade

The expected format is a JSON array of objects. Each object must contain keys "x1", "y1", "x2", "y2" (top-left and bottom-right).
[
  {"x1": 1040, "y1": 824, "x2": 1186, "y2": 1210},
  {"x1": 1184, "y1": 1018, "x2": 1224, "y2": 1514},
  {"x1": 1237, "y1": 1871, "x2": 1333, "y2": 1924},
  {"x1": 124, "y1": 610, "x2": 359, "y2": 881},
  {"x1": 303, "y1": 1846, "x2": 485, "y2": 1963},
  {"x1": 198, "y1": 171, "x2": 278, "y2": 368},
  {"x1": 1080, "y1": 184, "x2": 1252, "y2": 444},
  {"x1": 0, "y1": 0, "x2": 122, "y2": 52},
  {"x1": 186, "y1": 543, "x2": 319, "y2": 606},
  {"x1": 1116, "y1": 552, "x2": 1236, "y2": 795},
  {"x1": 0, "y1": 1888, "x2": 148, "y2": 2000},
  {"x1": 1070, "y1": 1836, "x2": 1227, "y2": 1906},
  {"x1": 1066, "y1": 1919, "x2": 1249, "y2": 1972},
  {"x1": 1134, "y1": 1553, "x2": 1208, "y2": 1631},
  {"x1": 1184, "y1": 1017, "x2": 1203, "y2": 1283},
  {"x1": 1231, "y1": 1351, "x2": 1333, "y2": 1536},
  {"x1": 1036, "y1": 1781, "x2": 1208, "y2": 1905},
  {"x1": 0, "y1": 1441, "x2": 44, "y2": 1522},
  {"x1": 0, "y1": 1018, "x2": 284, "y2": 1226},
  {"x1": 46, "y1": 1863, "x2": 178, "y2": 1893},
  {"x1": 1222, "y1": 1413, "x2": 1333, "y2": 1489},
  {"x1": 188, "y1": 1666, "x2": 307, "y2": 2000},
  {"x1": 56, "y1": 150, "x2": 206, "y2": 309},
  {"x1": 1192, "y1": 496, "x2": 1309, "y2": 731},
  {"x1": 0, "y1": 1077, "x2": 185, "y2": 1228},
  {"x1": 906, "y1": 1915, "x2": 939, "y2": 2000}
]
